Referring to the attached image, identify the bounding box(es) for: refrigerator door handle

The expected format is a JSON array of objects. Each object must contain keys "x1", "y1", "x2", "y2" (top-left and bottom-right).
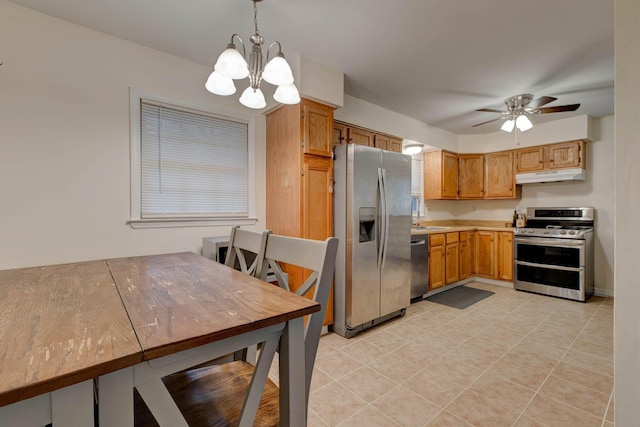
[
  {"x1": 381, "y1": 168, "x2": 390, "y2": 269},
  {"x1": 378, "y1": 168, "x2": 390, "y2": 269},
  {"x1": 377, "y1": 167, "x2": 386, "y2": 270}
]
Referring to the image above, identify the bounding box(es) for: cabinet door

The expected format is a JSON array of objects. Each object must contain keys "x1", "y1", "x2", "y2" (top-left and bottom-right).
[
  {"x1": 442, "y1": 151, "x2": 459, "y2": 199},
  {"x1": 373, "y1": 134, "x2": 389, "y2": 151},
  {"x1": 302, "y1": 155, "x2": 334, "y2": 324},
  {"x1": 333, "y1": 123, "x2": 348, "y2": 148},
  {"x1": 445, "y1": 242, "x2": 459, "y2": 284},
  {"x1": 515, "y1": 146, "x2": 545, "y2": 172},
  {"x1": 445, "y1": 232, "x2": 459, "y2": 284},
  {"x1": 468, "y1": 231, "x2": 477, "y2": 275},
  {"x1": 458, "y1": 154, "x2": 484, "y2": 199},
  {"x1": 496, "y1": 232, "x2": 514, "y2": 281},
  {"x1": 302, "y1": 100, "x2": 333, "y2": 158},
  {"x1": 348, "y1": 127, "x2": 374, "y2": 146},
  {"x1": 475, "y1": 231, "x2": 496, "y2": 278},
  {"x1": 388, "y1": 137, "x2": 403, "y2": 153},
  {"x1": 547, "y1": 140, "x2": 585, "y2": 169},
  {"x1": 485, "y1": 151, "x2": 516, "y2": 198},
  {"x1": 459, "y1": 232, "x2": 470, "y2": 280},
  {"x1": 428, "y1": 234, "x2": 445, "y2": 290}
]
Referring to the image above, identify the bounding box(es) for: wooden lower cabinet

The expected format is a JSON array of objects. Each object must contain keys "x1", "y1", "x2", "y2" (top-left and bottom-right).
[
  {"x1": 459, "y1": 232, "x2": 471, "y2": 280},
  {"x1": 496, "y1": 231, "x2": 514, "y2": 281},
  {"x1": 427, "y1": 229, "x2": 512, "y2": 292},
  {"x1": 475, "y1": 231, "x2": 496, "y2": 278},
  {"x1": 428, "y1": 234, "x2": 446, "y2": 290},
  {"x1": 445, "y1": 232, "x2": 459, "y2": 284}
]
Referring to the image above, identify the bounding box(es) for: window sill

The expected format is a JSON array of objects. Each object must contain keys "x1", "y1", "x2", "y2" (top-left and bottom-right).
[{"x1": 128, "y1": 217, "x2": 258, "y2": 229}]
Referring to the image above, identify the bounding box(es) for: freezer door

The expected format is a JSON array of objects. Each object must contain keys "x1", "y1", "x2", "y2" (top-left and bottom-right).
[
  {"x1": 346, "y1": 145, "x2": 383, "y2": 327},
  {"x1": 380, "y1": 150, "x2": 412, "y2": 316}
]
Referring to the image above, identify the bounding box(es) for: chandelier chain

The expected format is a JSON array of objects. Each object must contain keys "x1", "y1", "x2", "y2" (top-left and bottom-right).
[{"x1": 253, "y1": 1, "x2": 260, "y2": 37}]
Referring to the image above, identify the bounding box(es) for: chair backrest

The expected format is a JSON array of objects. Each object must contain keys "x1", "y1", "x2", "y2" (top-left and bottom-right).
[
  {"x1": 224, "y1": 226, "x2": 271, "y2": 277},
  {"x1": 258, "y1": 234, "x2": 339, "y2": 399}
]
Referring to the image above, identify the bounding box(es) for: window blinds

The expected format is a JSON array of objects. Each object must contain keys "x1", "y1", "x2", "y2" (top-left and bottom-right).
[{"x1": 140, "y1": 101, "x2": 249, "y2": 218}]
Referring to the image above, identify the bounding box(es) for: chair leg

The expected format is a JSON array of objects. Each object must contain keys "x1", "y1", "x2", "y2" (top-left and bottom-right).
[{"x1": 237, "y1": 335, "x2": 279, "y2": 427}]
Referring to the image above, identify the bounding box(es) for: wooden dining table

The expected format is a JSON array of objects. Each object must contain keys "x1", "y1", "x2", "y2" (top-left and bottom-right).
[{"x1": 0, "y1": 251, "x2": 319, "y2": 426}]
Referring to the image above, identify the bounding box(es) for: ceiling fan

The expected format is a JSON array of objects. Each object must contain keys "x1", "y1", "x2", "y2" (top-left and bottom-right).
[{"x1": 472, "y1": 94, "x2": 580, "y2": 132}]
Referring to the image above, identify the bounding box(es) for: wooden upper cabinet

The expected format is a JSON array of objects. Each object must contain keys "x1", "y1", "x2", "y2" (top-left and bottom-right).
[
  {"x1": 373, "y1": 134, "x2": 389, "y2": 151},
  {"x1": 458, "y1": 154, "x2": 484, "y2": 199},
  {"x1": 348, "y1": 127, "x2": 374, "y2": 147},
  {"x1": 515, "y1": 146, "x2": 545, "y2": 172},
  {"x1": 515, "y1": 140, "x2": 586, "y2": 173},
  {"x1": 424, "y1": 150, "x2": 458, "y2": 200},
  {"x1": 334, "y1": 121, "x2": 403, "y2": 152},
  {"x1": 333, "y1": 123, "x2": 348, "y2": 148},
  {"x1": 388, "y1": 137, "x2": 403, "y2": 153},
  {"x1": 547, "y1": 140, "x2": 585, "y2": 169},
  {"x1": 485, "y1": 150, "x2": 518, "y2": 198},
  {"x1": 302, "y1": 99, "x2": 333, "y2": 157}
]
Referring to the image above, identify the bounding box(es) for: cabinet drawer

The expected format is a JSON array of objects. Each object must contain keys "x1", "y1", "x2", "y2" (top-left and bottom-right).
[
  {"x1": 446, "y1": 232, "x2": 459, "y2": 243},
  {"x1": 429, "y1": 234, "x2": 445, "y2": 247}
]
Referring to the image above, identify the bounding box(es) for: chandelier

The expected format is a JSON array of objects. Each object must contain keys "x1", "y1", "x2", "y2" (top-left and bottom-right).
[{"x1": 205, "y1": 0, "x2": 300, "y2": 109}]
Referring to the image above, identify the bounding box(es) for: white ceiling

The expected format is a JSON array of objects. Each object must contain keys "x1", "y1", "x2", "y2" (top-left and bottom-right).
[{"x1": 8, "y1": 0, "x2": 614, "y2": 135}]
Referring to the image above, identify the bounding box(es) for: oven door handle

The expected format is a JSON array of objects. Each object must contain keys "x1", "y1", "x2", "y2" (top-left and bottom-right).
[
  {"x1": 515, "y1": 260, "x2": 584, "y2": 272},
  {"x1": 514, "y1": 237, "x2": 585, "y2": 248}
]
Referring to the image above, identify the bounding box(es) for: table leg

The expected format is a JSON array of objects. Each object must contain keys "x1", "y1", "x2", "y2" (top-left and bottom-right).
[
  {"x1": 51, "y1": 379, "x2": 94, "y2": 427},
  {"x1": 278, "y1": 317, "x2": 306, "y2": 426},
  {"x1": 99, "y1": 367, "x2": 134, "y2": 427}
]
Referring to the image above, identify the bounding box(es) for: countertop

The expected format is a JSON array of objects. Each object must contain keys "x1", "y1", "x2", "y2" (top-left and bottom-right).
[{"x1": 410, "y1": 220, "x2": 514, "y2": 235}]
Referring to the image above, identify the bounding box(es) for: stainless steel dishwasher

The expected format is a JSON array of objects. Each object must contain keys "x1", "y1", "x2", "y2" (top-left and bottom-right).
[{"x1": 410, "y1": 236, "x2": 429, "y2": 300}]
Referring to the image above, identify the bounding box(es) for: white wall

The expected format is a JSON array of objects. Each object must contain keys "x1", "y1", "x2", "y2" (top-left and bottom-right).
[
  {"x1": 614, "y1": 0, "x2": 640, "y2": 423},
  {"x1": 335, "y1": 95, "x2": 459, "y2": 152},
  {"x1": 0, "y1": 1, "x2": 267, "y2": 269}
]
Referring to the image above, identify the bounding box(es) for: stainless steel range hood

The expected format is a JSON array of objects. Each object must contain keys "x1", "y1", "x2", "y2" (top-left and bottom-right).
[{"x1": 515, "y1": 168, "x2": 586, "y2": 184}]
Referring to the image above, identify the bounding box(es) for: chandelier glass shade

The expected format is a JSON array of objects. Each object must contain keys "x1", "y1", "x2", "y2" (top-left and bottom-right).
[{"x1": 205, "y1": 0, "x2": 300, "y2": 109}]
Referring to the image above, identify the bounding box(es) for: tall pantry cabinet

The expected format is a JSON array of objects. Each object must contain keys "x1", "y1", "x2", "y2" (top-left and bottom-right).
[{"x1": 266, "y1": 98, "x2": 335, "y2": 325}]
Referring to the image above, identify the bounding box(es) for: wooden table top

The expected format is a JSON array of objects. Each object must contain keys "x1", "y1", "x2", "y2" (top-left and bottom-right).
[
  {"x1": 107, "y1": 252, "x2": 320, "y2": 361},
  {"x1": 0, "y1": 260, "x2": 142, "y2": 407}
]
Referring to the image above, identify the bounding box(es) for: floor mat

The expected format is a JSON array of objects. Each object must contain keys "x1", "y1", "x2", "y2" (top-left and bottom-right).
[{"x1": 425, "y1": 285, "x2": 495, "y2": 309}]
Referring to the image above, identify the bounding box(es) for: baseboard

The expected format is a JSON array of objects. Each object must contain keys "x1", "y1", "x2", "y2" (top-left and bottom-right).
[{"x1": 594, "y1": 287, "x2": 614, "y2": 298}]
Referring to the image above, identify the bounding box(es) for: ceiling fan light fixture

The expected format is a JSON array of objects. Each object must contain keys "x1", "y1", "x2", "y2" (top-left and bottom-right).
[
  {"x1": 500, "y1": 119, "x2": 515, "y2": 133},
  {"x1": 516, "y1": 114, "x2": 533, "y2": 132}
]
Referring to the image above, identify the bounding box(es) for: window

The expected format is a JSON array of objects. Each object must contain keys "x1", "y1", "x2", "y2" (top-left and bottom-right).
[{"x1": 129, "y1": 91, "x2": 256, "y2": 228}]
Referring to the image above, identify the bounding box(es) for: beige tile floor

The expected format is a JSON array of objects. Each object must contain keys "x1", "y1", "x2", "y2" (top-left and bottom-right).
[{"x1": 301, "y1": 282, "x2": 614, "y2": 427}]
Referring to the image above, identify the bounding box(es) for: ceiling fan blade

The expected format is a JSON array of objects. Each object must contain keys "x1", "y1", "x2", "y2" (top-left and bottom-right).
[
  {"x1": 538, "y1": 104, "x2": 581, "y2": 114},
  {"x1": 528, "y1": 96, "x2": 557, "y2": 109},
  {"x1": 471, "y1": 117, "x2": 502, "y2": 127},
  {"x1": 475, "y1": 108, "x2": 504, "y2": 113}
]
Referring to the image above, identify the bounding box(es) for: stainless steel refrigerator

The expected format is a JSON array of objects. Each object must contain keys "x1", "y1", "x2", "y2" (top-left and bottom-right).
[{"x1": 333, "y1": 144, "x2": 412, "y2": 338}]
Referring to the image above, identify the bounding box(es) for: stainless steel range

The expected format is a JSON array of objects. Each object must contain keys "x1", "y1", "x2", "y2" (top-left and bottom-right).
[{"x1": 514, "y1": 207, "x2": 594, "y2": 302}]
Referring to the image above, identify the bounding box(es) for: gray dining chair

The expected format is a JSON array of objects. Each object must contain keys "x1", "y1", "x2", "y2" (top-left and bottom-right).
[
  {"x1": 141, "y1": 234, "x2": 338, "y2": 427},
  {"x1": 224, "y1": 225, "x2": 271, "y2": 277}
]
